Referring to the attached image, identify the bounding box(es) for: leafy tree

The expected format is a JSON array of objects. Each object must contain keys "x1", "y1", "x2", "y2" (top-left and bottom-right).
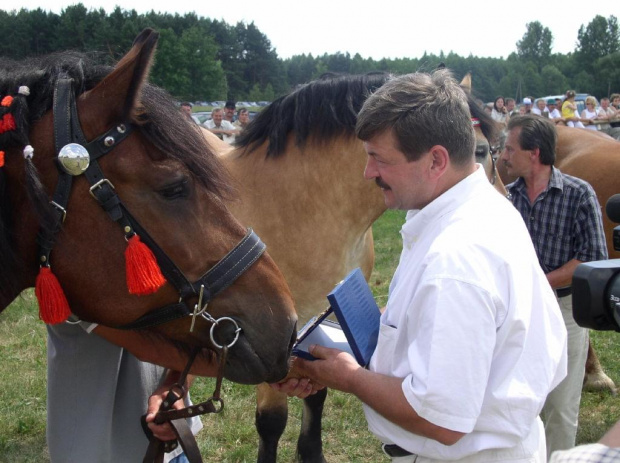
[
  {"x1": 150, "y1": 28, "x2": 190, "y2": 97},
  {"x1": 540, "y1": 65, "x2": 569, "y2": 96},
  {"x1": 517, "y1": 21, "x2": 553, "y2": 72},
  {"x1": 180, "y1": 26, "x2": 227, "y2": 101},
  {"x1": 577, "y1": 15, "x2": 619, "y2": 63}
]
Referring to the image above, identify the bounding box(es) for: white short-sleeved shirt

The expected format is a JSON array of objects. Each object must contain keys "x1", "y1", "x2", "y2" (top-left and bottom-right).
[
  {"x1": 204, "y1": 119, "x2": 236, "y2": 144},
  {"x1": 364, "y1": 166, "x2": 567, "y2": 460}
]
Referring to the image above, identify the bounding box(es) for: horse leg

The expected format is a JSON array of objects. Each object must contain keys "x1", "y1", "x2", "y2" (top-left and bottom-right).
[
  {"x1": 296, "y1": 387, "x2": 328, "y2": 463},
  {"x1": 583, "y1": 339, "x2": 616, "y2": 394},
  {"x1": 256, "y1": 383, "x2": 289, "y2": 463}
]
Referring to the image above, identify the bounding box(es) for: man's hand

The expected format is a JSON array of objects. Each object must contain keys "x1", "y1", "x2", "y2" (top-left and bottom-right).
[
  {"x1": 292, "y1": 344, "x2": 363, "y2": 393},
  {"x1": 144, "y1": 372, "x2": 193, "y2": 441}
]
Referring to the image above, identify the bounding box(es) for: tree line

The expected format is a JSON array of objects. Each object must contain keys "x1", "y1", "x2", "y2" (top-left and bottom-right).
[{"x1": 1, "y1": 5, "x2": 619, "y2": 103}]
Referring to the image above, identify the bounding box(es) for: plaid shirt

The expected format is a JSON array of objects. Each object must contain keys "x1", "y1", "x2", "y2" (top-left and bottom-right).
[
  {"x1": 507, "y1": 167, "x2": 607, "y2": 273},
  {"x1": 550, "y1": 443, "x2": 620, "y2": 462}
]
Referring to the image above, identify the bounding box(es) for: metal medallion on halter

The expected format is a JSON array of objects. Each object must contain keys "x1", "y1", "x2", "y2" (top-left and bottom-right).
[{"x1": 58, "y1": 142, "x2": 90, "y2": 176}]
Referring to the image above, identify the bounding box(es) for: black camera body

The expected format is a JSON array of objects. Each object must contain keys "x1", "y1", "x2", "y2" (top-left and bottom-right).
[
  {"x1": 573, "y1": 259, "x2": 620, "y2": 332},
  {"x1": 572, "y1": 195, "x2": 620, "y2": 332}
]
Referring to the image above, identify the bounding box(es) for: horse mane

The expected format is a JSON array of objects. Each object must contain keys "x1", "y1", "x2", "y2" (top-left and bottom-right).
[
  {"x1": 0, "y1": 51, "x2": 231, "y2": 304},
  {"x1": 235, "y1": 72, "x2": 391, "y2": 157},
  {"x1": 236, "y1": 72, "x2": 498, "y2": 160}
]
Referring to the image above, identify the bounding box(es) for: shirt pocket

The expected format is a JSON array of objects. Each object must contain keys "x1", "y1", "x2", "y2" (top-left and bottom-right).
[{"x1": 369, "y1": 322, "x2": 400, "y2": 375}]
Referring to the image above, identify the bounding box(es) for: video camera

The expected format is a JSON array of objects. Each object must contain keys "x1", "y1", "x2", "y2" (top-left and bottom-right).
[{"x1": 573, "y1": 194, "x2": 620, "y2": 331}]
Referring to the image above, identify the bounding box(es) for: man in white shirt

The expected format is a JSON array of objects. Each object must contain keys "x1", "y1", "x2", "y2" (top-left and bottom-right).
[
  {"x1": 277, "y1": 71, "x2": 567, "y2": 462},
  {"x1": 532, "y1": 99, "x2": 549, "y2": 117},
  {"x1": 547, "y1": 99, "x2": 565, "y2": 125},
  {"x1": 203, "y1": 107, "x2": 238, "y2": 144}
]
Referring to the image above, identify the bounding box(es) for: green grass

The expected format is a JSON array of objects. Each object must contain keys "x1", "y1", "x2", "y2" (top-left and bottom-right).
[{"x1": 1, "y1": 209, "x2": 620, "y2": 461}]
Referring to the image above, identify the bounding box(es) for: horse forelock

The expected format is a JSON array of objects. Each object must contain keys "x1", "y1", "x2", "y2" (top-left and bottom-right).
[{"x1": 236, "y1": 72, "x2": 392, "y2": 158}]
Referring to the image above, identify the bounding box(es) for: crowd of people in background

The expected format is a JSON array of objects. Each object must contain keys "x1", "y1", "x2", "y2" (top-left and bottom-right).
[
  {"x1": 178, "y1": 100, "x2": 251, "y2": 145},
  {"x1": 485, "y1": 91, "x2": 620, "y2": 148}
]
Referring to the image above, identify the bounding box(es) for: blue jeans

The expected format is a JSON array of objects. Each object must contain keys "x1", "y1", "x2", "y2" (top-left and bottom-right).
[{"x1": 169, "y1": 453, "x2": 189, "y2": 463}]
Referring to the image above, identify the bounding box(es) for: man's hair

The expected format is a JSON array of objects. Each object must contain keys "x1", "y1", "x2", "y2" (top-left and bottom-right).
[
  {"x1": 611, "y1": 93, "x2": 620, "y2": 101},
  {"x1": 180, "y1": 102, "x2": 192, "y2": 108},
  {"x1": 237, "y1": 108, "x2": 248, "y2": 115},
  {"x1": 506, "y1": 115, "x2": 556, "y2": 166},
  {"x1": 212, "y1": 107, "x2": 223, "y2": 115},
  {"x1": 601, "y1": 97, "x2": 610, "y2": 104},
  {"x1": 355, "y1": 70, "x2": 475, "y2": 166},
  {"x1": 505, "y1": 98, "x2": 515, "y2": 105}
]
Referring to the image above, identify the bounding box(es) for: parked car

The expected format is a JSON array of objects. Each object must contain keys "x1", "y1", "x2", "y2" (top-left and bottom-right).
[{"x1": 191, "y1": 111, "x2": 211, "y2": 125}]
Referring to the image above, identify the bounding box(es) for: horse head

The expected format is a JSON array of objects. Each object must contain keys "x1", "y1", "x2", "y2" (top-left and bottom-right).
[
  {"x1": 0, "y1": 29, "x2": 297, "y2": 384},
  {"x1": 459, "y1": 73, "x2": 507, "y2": 196}
]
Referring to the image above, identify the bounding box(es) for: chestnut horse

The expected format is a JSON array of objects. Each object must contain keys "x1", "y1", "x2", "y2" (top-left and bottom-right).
[
  {"x1": 497, "y1": 125, "x2": 620, "y2": 393},
  {"x1": 0, "y1": 29, "x2": 297, "y2": 384},
  {"x1": 201, "y1": 72, "x2": 503, "y2": 462}
]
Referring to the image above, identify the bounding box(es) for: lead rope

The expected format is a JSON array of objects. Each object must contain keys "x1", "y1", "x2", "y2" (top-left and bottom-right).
[{"x1": 142, "y1": 345, "x2": 229, "y2": 463}]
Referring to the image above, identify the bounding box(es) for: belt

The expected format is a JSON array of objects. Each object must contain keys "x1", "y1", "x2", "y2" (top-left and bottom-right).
[
  {"x1": 556, "y1": 287, "x2": 572, "y2": 298},
  {"x1": 382, "y1": 443, "x2": 413, "y2": 457}
]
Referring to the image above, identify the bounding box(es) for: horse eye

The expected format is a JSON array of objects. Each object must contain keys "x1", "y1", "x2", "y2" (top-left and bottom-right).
[
  {"x1": 159, "y1": 179, "x2": 189, "y2": 199},
  {"x1": 475, "y1": 145, "x2": 490, "y2": 157}
]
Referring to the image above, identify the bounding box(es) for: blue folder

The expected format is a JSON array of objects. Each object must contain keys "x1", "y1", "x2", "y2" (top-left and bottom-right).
[{"x1": 292, "y1": 268, "x2": 380, "y2": 366}]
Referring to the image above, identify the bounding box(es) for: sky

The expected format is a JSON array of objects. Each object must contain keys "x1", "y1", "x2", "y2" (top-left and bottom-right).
[{"x1": 7, "y1": 0, "x2": 620, "y2": 60}]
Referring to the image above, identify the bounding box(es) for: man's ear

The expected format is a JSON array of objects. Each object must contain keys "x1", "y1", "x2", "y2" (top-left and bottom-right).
[
  {"x1": 429, "y1": 145, "x2": 450, "y2": 178},
  {"x1": 529, "y1": 147, "x2": 541, "y2": 161}
]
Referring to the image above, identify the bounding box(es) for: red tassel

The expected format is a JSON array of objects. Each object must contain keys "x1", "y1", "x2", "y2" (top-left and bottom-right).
[
  {"x1": 35, "y1": 266, "x2": 71, "y2": 324},
  {"x1": 0, "y1": 150, "x2": 4, "y2": 168},
  {"x1": 125, "y1": 234, "x2": 166, "y2": 295}
]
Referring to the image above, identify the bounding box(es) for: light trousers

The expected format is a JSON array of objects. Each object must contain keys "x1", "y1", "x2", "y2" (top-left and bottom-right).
[{"x1": 541, "y1": 294, "x2": 588, "y2": 458}]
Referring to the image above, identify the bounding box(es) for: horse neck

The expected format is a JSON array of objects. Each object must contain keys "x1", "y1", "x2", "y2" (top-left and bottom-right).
[{"x1": 221, "y1": 136, "x2": 386, "y2": 317}]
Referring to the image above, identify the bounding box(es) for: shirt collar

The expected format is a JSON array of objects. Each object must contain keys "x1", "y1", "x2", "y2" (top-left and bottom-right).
[
  {"x1": 401, "y1": 165, "x2": 488, "y2": 244},
  {"x1": 511, "y1": 165, "x2": 563, "y2": 196}
]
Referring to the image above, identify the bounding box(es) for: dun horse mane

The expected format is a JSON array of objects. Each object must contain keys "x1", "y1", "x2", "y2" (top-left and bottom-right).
[
  {"x1": 236, "y1": 72, "x2": 391, "y2": 157},
  {"x1": 0, "y1": 50, "x2": 231, "y2": 303},
  {"x1": 236, "y1": 71, "x2": 498, "y2": 159}
]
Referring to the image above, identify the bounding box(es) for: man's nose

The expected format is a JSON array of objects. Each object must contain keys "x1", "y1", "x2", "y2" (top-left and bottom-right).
[{"x1": 364, "y1": 157, "x2": 378, "y2": 179}]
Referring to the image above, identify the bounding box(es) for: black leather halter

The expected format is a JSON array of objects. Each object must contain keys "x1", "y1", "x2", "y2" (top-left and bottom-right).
[{"x1": 38, "y1": 78, "x2": 266, "y2": 330}]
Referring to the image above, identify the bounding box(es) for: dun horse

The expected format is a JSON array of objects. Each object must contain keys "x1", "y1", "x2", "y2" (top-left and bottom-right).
[
  {"x1": 0, "y1": 29, "x2": 297, "y2": 384},
  {"x1": 202, "y1": 71, "x2": 503, "y2": 462}
]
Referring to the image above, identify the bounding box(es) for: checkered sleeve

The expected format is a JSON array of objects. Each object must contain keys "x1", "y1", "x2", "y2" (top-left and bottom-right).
[{"x1": 573, "y1": 184, "x2": 608, "y2": 262}]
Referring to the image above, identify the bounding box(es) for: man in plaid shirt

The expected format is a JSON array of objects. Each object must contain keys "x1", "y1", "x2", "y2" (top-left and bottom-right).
[{"x1": 501, "y1": 115, "x2": 608, "y2": 459}]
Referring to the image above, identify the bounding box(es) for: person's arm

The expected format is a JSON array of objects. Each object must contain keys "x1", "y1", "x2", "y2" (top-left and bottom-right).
[
  {"x1": 546, "y1": 258, "x2": 582, "y2": 289},
  {"x1": 548, "y1": 190, "x2": 608, "y2": 289},
  {"x1": 599, "y1": 419, "x2": 620, "y2": 446},
  {"x1": 291, "y1": 344, "x2": 465, "y2": 446},
  {"x1": 596, "y1": 108, "x2": 610, "y2": 121}
]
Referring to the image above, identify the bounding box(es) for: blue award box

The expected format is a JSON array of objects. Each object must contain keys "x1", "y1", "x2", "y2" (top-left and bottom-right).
[{"x1": 292, "y1": 268, "x2": 380, "y2": 366}]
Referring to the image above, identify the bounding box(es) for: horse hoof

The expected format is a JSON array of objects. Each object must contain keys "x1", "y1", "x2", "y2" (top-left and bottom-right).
[{"x1": 583, "y1": 372, "x2": 617, "y2": 395}]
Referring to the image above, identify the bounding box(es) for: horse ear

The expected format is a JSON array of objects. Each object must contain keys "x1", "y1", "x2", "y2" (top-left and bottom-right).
[
  {"x1": 460, "y1": 73, "x2": 472, "y2": 94},
  {"x1": 77, "y1": 28, "x2": 160, "y2": 137}
]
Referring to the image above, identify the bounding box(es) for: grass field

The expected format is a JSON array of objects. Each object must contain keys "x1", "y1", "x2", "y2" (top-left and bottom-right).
[{"x1": 1, "y1": 209, "x2": 620, "y2": 462}]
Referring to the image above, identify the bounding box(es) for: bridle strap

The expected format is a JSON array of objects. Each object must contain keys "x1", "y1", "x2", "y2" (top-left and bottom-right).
[
  {"x1": 116, "y1": 228, "x2": 265, "y2": 330},
  {"x1": 46, "y1": 78, "x2": 267, "y2": 331},
  {"x1": 142, "y1": 346, "x2": 229, "y2": 463}
]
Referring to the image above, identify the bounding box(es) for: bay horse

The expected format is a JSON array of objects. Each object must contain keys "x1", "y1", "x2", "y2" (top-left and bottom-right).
[
  {"x1": 497, "y1": 125, "x2": 620, "y2": 393},
  {"x1": 201, "y1": 71, "x2": 504, "y2": 462},
  {"x1": 0, "y1": 29, "x2": 297, "y2": 385}
]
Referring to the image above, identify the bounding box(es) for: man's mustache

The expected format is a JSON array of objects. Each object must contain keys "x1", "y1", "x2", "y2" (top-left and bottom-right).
[{"x1": 375, "y1": 178, "x2": 390, "y2": 189}]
